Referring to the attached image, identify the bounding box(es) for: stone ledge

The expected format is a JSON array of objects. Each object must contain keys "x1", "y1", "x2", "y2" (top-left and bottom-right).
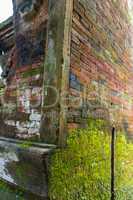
[{"x1": 0, "y1": 137, "x2": 56, "y2": 199}]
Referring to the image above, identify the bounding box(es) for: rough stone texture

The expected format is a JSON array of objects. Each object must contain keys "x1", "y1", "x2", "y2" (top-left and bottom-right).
[
  {"x1": 0, "y1": 137, "x2": 56, "y2": 199},
  {"x1": 40, "y1": 0, "x2": 73, "y2": 146},
  {"x1": 0, "y1": 0, "x2": 48, "y2": 140},
  {"x1": 0, "y1": 0, "x2": 72, "y2": 146},
  {"x1": 69, "y1": 0, "x2": 133, "y2": 139}
]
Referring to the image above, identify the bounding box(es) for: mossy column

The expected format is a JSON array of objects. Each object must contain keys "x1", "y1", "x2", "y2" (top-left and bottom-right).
[{"x1": 40, "y1": 0, "x2": 73, "y2": 146}]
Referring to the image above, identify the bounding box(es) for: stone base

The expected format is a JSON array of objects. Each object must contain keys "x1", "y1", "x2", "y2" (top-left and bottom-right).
[{"x1": 0, "y1": 137, "x2": 56, "y2": 199}]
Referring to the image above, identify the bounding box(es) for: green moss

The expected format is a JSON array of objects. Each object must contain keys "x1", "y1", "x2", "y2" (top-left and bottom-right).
[
  {"x1": 19, "y1": 141, "x2": 33, "y2": 149},
  {"x1": 49, "y1": 119, "x2": 133, "y2": 200},
  {"x1": 0, "y1": 180, "x2": 24, "y2": 200},
  {"x1": 21, "y1": 66, "x2": 44, "y2": 79}
]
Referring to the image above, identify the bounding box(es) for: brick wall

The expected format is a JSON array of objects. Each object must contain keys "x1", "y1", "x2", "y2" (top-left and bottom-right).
[
  {"x1": 0, "y1": 0, "x2": 48, "y2": 140},
  {"x1": 1, "y1": 0, "x2": 133, "y2": 143},
  {"x1": 69, "y1": 0, "x2": 133, "y2": 139}
]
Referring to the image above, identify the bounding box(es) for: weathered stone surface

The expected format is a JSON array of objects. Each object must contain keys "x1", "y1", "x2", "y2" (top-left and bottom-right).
[
  {"x1": 0, "y1": 137, "x2": 56, "y2": 199},
  {"x1": 0, "y1": 0, "x2": 48, "y2": 140},
  {"x1": 40, "y1": 0, "x2": 73, "y2": 146}
]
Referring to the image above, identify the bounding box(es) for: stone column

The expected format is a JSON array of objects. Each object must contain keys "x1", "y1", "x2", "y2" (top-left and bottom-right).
[{"x1": 40, "y1": 0, "x2": 73, "y2": 146}]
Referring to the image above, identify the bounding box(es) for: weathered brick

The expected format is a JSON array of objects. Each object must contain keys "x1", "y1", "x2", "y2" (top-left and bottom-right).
[{"x1": 70, "y1": 0, "x2": 133, "y2": 138}]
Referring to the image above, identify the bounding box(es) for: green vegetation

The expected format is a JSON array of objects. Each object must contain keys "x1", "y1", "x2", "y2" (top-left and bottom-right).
[
  {"x1": 0, "y1": 180, "x2": 41, "y2": 200},
  {"x1": 19, "y1": 140, "x2": 33, "y2": 148},
  {"x1": 0, "y1": 180, "x2": 24, "y2": 200},
  {"x1": 49, "y1": 119, "x2": 133, "y2": 200}
]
